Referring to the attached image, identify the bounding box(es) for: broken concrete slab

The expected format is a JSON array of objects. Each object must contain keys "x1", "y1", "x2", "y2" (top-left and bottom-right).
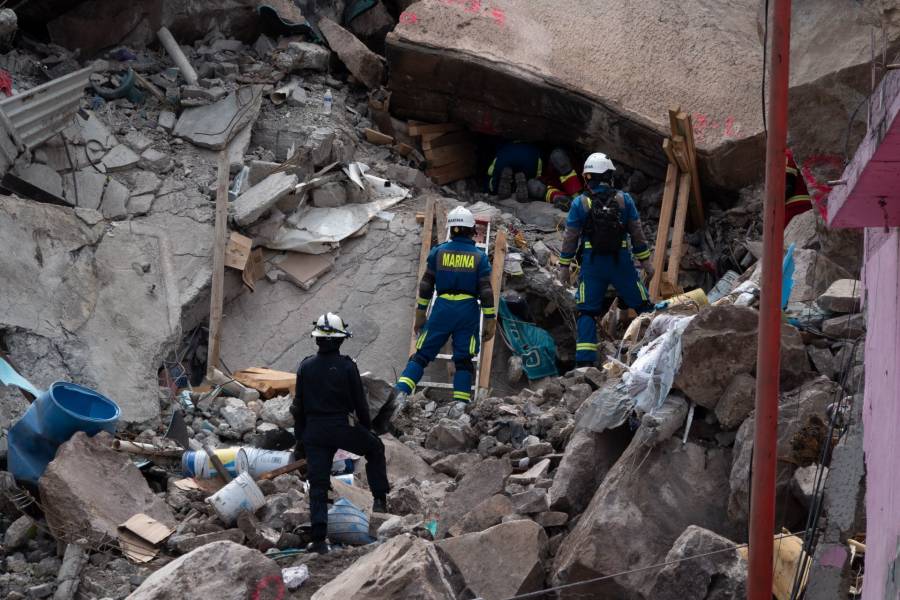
[
  {"x1": 318, "y1": 17, "x2": 385, "y2": 90},
  {"x1": 552, "y1": 438, "x2": 736, "y2": 599},
  {"x1": 232, "y1": 171, "x2": 298, "y2": 226},
  {"x1": 39, "y1": 432, "x2": 176, "y2": 543},
  {"x1": 817, "y1": 279, "x2": 862, "y2": 313},
  {"x1": 173, "y1": 85, "x2": 264, "y2": 150},
  {"x1": 646, "y1": 525, "x2": 747, "y2": 600},
  {"x1": 126, "y1": 541, "x2": 281, "y2": 600},
  {"x1": 101, "y1": 144, "x2": 140, "y2": 172},
  {"x1": 437, "y1": 457, "x2": 511, "y2": 538},
  {"x1": 311, "y1": 534, "x2": 457, "y2": 600},
  {"x1": 437, "y1": 520, "x2": 547, "y2": 600}
]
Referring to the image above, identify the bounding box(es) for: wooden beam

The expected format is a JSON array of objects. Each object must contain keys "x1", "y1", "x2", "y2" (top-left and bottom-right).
[
  {"x1": 649, "y1": 162, "x2": 679, "y2": 301},
  {"x1": 206, "y1": 151, "x2": 229, "y2": 377},
  {"x1": 676, "y1": 111, "x2": 705, "y2": 227},
  {"x1": 410, "y1": 197, "x2": 436, "y2": 355},
  {"x1": 477, "y1": 229, "x2": 507, "y2": 398},
  {"x1": 666, "y1": 172, "x2": 692, "y2": 287}
]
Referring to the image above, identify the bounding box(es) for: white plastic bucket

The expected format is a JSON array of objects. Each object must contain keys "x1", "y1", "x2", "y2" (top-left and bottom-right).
[
  {"x1": 181, "y1": 448, "x2": 248, "y2": 480},
  {"x1": 205, "y1": 472, "x2": 265, "y2": 525},
  {"x1": 239, "y1": 448, "x2": 293, "y2": 478}
]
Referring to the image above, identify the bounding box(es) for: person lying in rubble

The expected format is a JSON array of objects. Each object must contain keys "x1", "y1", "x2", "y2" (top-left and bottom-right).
[
  {"x1": 486, "y1": 141, "x2": 543, "y2": 201},
  {"x1": 557, "y1": 152, "x2": 654, "y2": 367},
  {"x1": 526, "y1": 147, "x2": 585, "y2": 211},
  {"x1": 393, "y1": 207, "x2": 496, "y2": 411},
  {"x1": 290, "y1": 313, "x2": 389, "y2": 554}
]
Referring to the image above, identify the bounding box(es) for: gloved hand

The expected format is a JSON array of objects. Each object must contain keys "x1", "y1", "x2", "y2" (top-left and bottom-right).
[
  {"x1": 640, "y1": 259, "x2": 655, "y2": 280},
  {"x1": 557, "y1": 265, "x2": 571, "y2": 286},
  {"x1": 414, "y1": 309, "x2": 427, "y2": 333},
  {"x1": 482, "y1": 318, "x2": 496, "y2": 342},
  {"x1": 553, "y1": 195, "x2": 571, "y2": 211}
]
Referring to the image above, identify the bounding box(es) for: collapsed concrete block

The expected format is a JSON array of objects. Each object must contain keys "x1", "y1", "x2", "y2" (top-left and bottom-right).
[
  {"x1": 552, "y1": 439, "x2": 735, "y2": 599},
  {"x1": 126, "y1": 541, "x2": 281, "y2": 600},
  {"x1": 311, "y1": 534, "x2": 456, "y2": 600},
  {"x1": 437, "y1": 457, "x2": 511, "y2": 538},
  {"x1": 39, "y1": 432, "x2": 176, "y2": 543},
  {"x1": 646, "y1": 525, "x2": 747, "y2": 599},
  {"x1": 318, "y1": 17, "x2": 385, "y2": 90},
  {"x1": 715, "y1": 373, "x2": 756, "y2": 430},
  {"x1": 232, "y1": 171, "x2": 298, "y2": 226},
  {"x1": 437, "y1": 520, "x2": 547, "y2": 600}
]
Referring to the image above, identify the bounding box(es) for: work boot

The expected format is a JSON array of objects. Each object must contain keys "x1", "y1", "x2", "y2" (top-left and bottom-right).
[
  {"x1": 514, "y1": 172, "x2": 528, "y2": 202},
  {"x1": 497, "y1": 167, "x2": 513, "y2": 199},
  {"x1": 306, "y1": 540, "x2": 331, "y2": 554},
  {"x1": 372, "y1": 497, "x2": 388, "y2": 514}
]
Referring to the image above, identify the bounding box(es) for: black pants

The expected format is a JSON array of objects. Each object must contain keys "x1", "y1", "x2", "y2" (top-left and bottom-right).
[{"x1": 301, "y1": 418, "x2": 389, "y2": 542}]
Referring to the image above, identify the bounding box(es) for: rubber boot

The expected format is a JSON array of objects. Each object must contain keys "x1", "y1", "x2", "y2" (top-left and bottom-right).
[
  {"x1": 514, "y1": 172, "x2": 528, "y2": 202},
  {"x1": 497, "y1": 167, "x2": 513, "y2": 199}
]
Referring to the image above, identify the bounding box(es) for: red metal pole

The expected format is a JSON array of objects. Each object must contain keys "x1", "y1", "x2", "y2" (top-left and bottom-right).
[{"x1": 748, "y1": 0, "x2": 791, "y2": 599}]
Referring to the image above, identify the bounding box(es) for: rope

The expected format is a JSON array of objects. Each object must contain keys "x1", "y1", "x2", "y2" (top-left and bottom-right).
[{"x1": 500, "y1": 531, "x2": 808, "y2": 600}]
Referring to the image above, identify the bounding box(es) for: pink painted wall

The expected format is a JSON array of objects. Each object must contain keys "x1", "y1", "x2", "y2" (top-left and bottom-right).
[{"x1": 862, "y1": 226, "x2": 900, "y2": 600}]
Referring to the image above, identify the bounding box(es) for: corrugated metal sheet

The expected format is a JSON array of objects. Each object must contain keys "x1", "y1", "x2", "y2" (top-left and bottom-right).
[{"x1": 0, "y1": 67, "x2": 91, "y2": 150}]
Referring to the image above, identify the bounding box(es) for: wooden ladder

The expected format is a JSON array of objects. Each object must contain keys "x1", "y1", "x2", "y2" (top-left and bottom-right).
[
  {"x1": 648, "y1": 106, "x2": 706, "y2": 301},
  {"x1": 409, "y1": 198, "x2": 506, "y2": 402}
]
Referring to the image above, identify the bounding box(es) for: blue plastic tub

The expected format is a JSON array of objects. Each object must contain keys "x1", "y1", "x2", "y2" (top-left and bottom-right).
[{"x1": 8, "y1": 381, "x2": 120, "y2": 484}]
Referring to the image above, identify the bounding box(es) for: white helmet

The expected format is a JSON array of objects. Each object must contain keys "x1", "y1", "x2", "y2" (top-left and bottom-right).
[
  {"x1": 583, "y1": 152, "x2": 616, "y2": 175},
  {"x1": 311, "y1": 312, "x2": 351, "y2": 338},
  {"x1": 447, "y1": 206, "x2": 475, "y2": 229}
]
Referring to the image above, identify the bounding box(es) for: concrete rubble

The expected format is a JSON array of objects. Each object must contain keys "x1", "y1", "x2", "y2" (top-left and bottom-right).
[{"x1": 0, "y1": 2, "x2": 875, "y2": 599}]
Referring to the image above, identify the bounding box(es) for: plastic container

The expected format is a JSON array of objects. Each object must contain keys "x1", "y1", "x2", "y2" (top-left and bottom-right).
[
  {"x1": 8, "y1": 381, "x2": 120, "y2": 484},
  {"x1": 327, "y1": 498, "x2": 373, "y2": 545},
  {"x1": 181, "y1": 448, "x2": 248, "y2": 480},
  {"x1": 239, "y1": 448, "x2": 293, "y2": 478},
  {"x1": 206, "y1": 472, "x2": 265, "y2": 525}
]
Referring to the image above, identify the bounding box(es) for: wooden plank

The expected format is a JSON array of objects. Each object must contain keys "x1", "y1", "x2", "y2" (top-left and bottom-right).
[
  {"x1": 421, "y1": 130, "x2": 472, "y2": 151},
  {"x1": 676, "y1": 111, "x2": 706, "y2": 228},
  {"x1": 666, "y1": 172, "x2": 692, "y2": 288},
  {"x1": 408, "y1": 121, "x2": 462, "y2": 137},
  {"x1": 649, "y1": 162, "x2": 679, "y2": 301},
  {"x1": 410, "y1": 197, "x2": 436, "y2": 354},
  {"x1": 364, "y1": 128, "x2": 394, "y2": 145},
  {"x1": 424, "y1": 143, "x2": 476, "y2": 167},
  {"x1": 206, "y1": 151, "x2": 229, "y2": 377},
  {"x1": 477, "y1": 229, "x2": 508, "y2": 397}
]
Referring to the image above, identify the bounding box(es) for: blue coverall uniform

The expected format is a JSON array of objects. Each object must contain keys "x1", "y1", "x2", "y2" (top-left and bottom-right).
[
  {"x1": 396, "y1": 236, "x2": 495, "y2": 402},
  {"x1": 559, "y1": 184, "x2": 653, "y2": 364},
  {"x1": 487, "y1": 142, "x2": 542, "y2": 193}
]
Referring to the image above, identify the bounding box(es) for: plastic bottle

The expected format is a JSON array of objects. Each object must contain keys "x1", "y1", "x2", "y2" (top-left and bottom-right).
[{"x1": 323, "y1": 88, "x2": 333, "y2": 114}]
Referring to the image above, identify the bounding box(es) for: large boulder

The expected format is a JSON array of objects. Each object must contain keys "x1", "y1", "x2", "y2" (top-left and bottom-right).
[
  {"x1": 728, "y1": 376, "x2": 839, "y2": 525},
  {"x1": 311, "y1": 534, "x2": 457, "y2": 600},
  {"x1": 552, "y1": 438, "x2": 735, "y2": 599},
  {"x1": 549, "y1": 427, "x2": 629, "y2": 515},
  {"x1": 437, "y1": 457, "x2": 511, "y2": 539},
  {"x1": 437, "y1": 520, "x2": 548, "y2": 600},
  {"x1": 646, "y1": 525, "x2": 747, "y2": 600},
  {"x1": 40, "y1": 432, "x2": 176, "y2": 544},
  {"x1": 126, "y1": 541, "x2": 282, "y2": 600}
]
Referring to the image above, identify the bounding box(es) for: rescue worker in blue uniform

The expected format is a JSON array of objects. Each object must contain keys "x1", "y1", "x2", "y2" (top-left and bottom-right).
[
  {"x1": 558, "y1": 153, "x2": 654, "y2": 366},
  {"x1": 291, "y1": 313, "x2": 389, "y2": 554},
  {"x1": 394, "y1": 206, "x2": 496, "y2": 406},
  {"x1": 487, "y1": 141, "x2": 542, "y2": 201}
]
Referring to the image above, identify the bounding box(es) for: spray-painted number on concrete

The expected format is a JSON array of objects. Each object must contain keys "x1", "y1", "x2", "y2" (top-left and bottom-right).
[{"x1": 400, "y1": 1, "x2": 507, "y2": 27}]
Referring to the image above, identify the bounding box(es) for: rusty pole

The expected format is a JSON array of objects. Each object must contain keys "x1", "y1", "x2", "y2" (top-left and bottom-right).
[{"x1": 748, "y1": 0, "x2": 792, "y2": 598}]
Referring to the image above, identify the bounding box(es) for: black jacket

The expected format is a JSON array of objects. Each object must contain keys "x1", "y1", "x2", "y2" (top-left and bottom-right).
[{"x1": 291, "y1": 348, "x2": 370, "y2": 438}]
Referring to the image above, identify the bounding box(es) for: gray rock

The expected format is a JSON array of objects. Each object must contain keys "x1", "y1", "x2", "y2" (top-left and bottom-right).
[
  {"x1": 822, "y1": 313, "x2": 866, "y2": 339},
  {"x1": 437, "y1": 520, "x2": 547, "y2": 600},
  {"x1": 437, "y1": 457, "x2": 511, "y2": 538},
  {"x1": 714, "y1": 373, "x2": 756, "y2": 430},
  {"x1": 3, "y1": 515, "x2": 34, "y2": 549},
  {"x1": 102, "y1": 144, "x2": 140, "y2": 172},
  {"x1": 510, "y1": 488, "x2": 549, "y2": 514},
  {"x1": 272, "y1": 42, "x2": 331, "y2": 73},
  {"x1": 219, "y1": 398, "x2": 257, "y2": 434},
  {"x1": 127, "y1": 541, "x2": 278, "y2": 599},
  {"x1": 646, "y1": 525, "x2": 747, "y2": 600},
  {"x1": 424, "y1": 419, "x2": 477, "y2": 453},
  {"x1": 139, "y1": 149, "x2": 173, "y2": 174},
  {"x1": 232, "y1": 171, "x2": 298, "y2": 226},
  {"x1": 311, "y1": 181, "x2": 347, "y2": 208},
  {"x1": 258, "y1": 396, "x2": 292, "y2": 429}
]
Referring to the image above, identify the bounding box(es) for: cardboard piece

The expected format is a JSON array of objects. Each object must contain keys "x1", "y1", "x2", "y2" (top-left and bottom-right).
[{"x1": 233, "y1": 367, "x2": 297, "y2": 398}]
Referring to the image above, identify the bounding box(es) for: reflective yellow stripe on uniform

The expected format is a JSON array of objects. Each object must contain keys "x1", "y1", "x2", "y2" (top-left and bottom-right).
[
  {"x1": 399, "y1": 377, "x2": 416, "y2": 392},
  {"x1": 786, "y1": 194, "x2": 811, "y2": 205},
  {"x1": 439, "y1": 293, "x2": 475, "y2": 300},
  {"x1": 576, "y1": 343, "x2": 598, "y2": 351},
  {"x1": 453, "y1": 391, "x2": 471, "y2": 401},
  {"x1": 416, "y1": 330, "x2": 428, "y2": 350}
]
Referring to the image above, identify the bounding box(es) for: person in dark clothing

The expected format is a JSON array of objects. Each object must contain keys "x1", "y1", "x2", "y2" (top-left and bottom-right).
[{"x1": 290, "y1": 312, "x2": 389, "y2": 554}]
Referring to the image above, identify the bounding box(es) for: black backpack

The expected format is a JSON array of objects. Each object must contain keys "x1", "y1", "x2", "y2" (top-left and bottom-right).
[{"x1": 584, "y1": 188, "x2": 625, "y2": 256}]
